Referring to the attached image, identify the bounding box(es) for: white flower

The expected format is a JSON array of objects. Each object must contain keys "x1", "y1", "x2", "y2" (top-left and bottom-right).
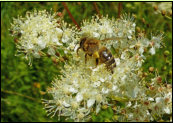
[
  {"x1": 127, "y1": 101, "x2": 132, "y2": 107},
  {"x1": 155, "y1": 97, "x2": 163, "y2": 103},
  {"x1": 16, "y1": 13, "x2": 168, "y2": 122},
  {"x1": 164, "y1": 107, "x2": 171, "y2": 114}
]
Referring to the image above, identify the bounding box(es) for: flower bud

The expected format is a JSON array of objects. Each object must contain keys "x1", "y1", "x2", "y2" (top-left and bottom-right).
[
  {"x1": 158, "y1": 87, "x2": 164, "y2": 92},
  {"x1": 162, "y1": 66, "x2": 167, "y2": 71},
  {"x1": 168, "y1": 70, "x2": 172, "y2": 78},
  {"x1": 156, "y1": 76, "x2": 162, "y2": 83},
  {"x1": 153, "y1": 5, "x2": 158, "y2": 11},
  {"x1": 166, "y1": 60, "x2": 171, "y2": 65},
  {"x1": 105, "y1": 119, "x2": 111, "y2": 122},
  {"x1": 144, "y1": 101, "x2": 150, "y2": 106},
  {"x1": 102, "y1": 105, "x2": 108, "y2": 109},
  {"x1": 112, "y1": 106, "x2": 117, "y2": 111},
  {"x1": 136, "y1": 27, "x2": 141, "y2": 33},
  {"x1": 142, "y1": 72, "x2": 148, "y2": 77},
  {"x1": 168, "y1": 11, "x2": 172, "y2": 16},
  {"x1": 113, "y1": 115, "x2": 118, "y2": 120},
  {"x1": 149, "y1": 67, "x2": 154, "y2": 72},
  {"x1": 161, "y1": 10, "x2": 166, "y2": 16},
  {"x1": 164, "y1": 50, "x2": 170, "y2": 57},
  {"x1": 132, "y1": 14, "x2": 137, "y2": 19},
  {"x1": 149, "y1": 86, "x2": 155, "y2": 91},
  {"x1": 14, "y1": 38, "x2": 19, "y2": 43},
  {"x1": 141, "y1": 18, "x2": 146, "y2": 24},
  {"x1": 166, "y1": 84, "x2": 172, "y2": 89},
  {"x1": 165, "y1": 98, "x2": 170, "y2": 103},
  {"x1": 51, "y1": 57, "x2": 58, "y2": 64}
]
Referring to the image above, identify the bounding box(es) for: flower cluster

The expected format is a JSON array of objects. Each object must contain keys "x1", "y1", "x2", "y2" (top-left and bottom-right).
[
  {"x1": 10, "y1": 10, "x2": 77, "y2": 65},
  {"x1": 80, "y1": 14, "x2": 136, "y2": 49},
  {"x1": 148, "y1": 2, "x2": 172, "y2": 16},
  {"x1": 11, "y1": 10, "x2": 172, "y2": 122},
  {"x1": 42, "y1": 15, "x2": 171, "y2": 121}
]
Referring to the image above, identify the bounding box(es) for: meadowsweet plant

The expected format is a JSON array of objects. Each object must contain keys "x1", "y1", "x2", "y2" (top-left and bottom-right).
[
  {"x1": 11, "y1": 10, "x2": 172, "y2": 122},
  {"x1": 10, "y1": 9, "x2": 78, "y2": 65}
]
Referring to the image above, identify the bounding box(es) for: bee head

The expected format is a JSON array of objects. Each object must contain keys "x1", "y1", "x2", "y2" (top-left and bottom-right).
[
  {"x1": 80, "y1": 37, "x2": 87, "y2": 48},
  {"x1": 77, "y1": 37, "x2": 87, "y2": 55}
]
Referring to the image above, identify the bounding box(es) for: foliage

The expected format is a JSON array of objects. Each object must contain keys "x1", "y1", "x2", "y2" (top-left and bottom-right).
[{"x1": 1, "y1": 2, "x2": 172, "y2": 122}]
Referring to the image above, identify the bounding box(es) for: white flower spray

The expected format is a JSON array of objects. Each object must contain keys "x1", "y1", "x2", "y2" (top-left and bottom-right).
[
  {"x1": 11, "y1": 10, "x2": 172, "y2": 122},
  {"x1": 10, "y1": 9, "x2": 78, "y2": 65}
]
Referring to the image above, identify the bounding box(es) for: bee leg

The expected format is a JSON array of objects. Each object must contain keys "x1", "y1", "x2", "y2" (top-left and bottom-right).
[
  {"x1": 96, "y1": 58, "x2": 99, "y2": 67},
  {"x1": 111, "y1": 69, "x2": 114, "y2": 74},
  {"x1": 110, "y1": 64, "x2": 116, "y2": 74},
  {"x1": 85, "y1": 54, "x2": 88, "y2": 64},
  {"x1": 77, "y1": 47, "x2": 81, "y2": 55},
  {"x1": 110, "y1": 66, "x2": 114, "y2": 74}
]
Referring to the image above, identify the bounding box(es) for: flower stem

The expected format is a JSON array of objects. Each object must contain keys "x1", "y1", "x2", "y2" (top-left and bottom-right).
[
  {"x1": 118, "y1": 2, "x2": 123, "y2": 18},
  {"x1": 62, "y1": 2, "x2": 80, "y2": 30},
  {"x1": 93, "y1": 2, "x2": 101, "y2": 18},
  {"x1": 1, "y1": 89, "x2": 41, "y2": 103}
]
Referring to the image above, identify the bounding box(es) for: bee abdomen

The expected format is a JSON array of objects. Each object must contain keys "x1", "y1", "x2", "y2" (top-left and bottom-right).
[
  {"x1": 105, "y1": 56, "x2": 115, "y2": 66},
  {"x1": 105, "y1": 57, "x2": 116, "y2": 73},
  {"x1": 99, "y1": 47, "x2": 116, "y2": 73}
]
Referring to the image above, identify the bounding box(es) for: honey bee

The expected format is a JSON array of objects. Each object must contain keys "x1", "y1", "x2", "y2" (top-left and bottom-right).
[{"x1": 77, "y1": 37, "x2": 116, "y2": 73}]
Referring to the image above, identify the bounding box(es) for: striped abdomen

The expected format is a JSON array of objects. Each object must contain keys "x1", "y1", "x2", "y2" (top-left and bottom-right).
[{"x1": 98, "y1": 47, "x2": 116, "y2": 73}]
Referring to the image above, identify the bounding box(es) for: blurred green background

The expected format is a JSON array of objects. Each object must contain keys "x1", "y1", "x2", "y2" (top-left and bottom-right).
[{"x1": 1, "y1": 2, "x2": 172, "y2": 122}]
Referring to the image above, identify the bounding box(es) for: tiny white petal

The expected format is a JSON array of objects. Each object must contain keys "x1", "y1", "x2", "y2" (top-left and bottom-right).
[
  {"x1": 76, "y1": 93, "x2": 83, "y2": 102},
  {"x1": 155, "y1": 97, "x2": 163, "y2": 103},
  {"x1": 115, "y1": 58, "x2": 120, "y2": 66},
  {"x1": 69, "y1": 87, "x2": 78, "y2": 93},
  {"x1": 146, "y1": 110, "x2": 150, "y2": 115},
  {"x1": 127, "y1": 101, "x2": 132, "y2": 107},
  {"x1": 93, "y1": 81, "x2": 101, "y2": 87},
  {"x1": 164, "y1": 107, "x2": 171, "y2": 114},
  {"x1": 47, "y1": 47, "x2": 55, "y2": 56},
  {"x1": 128, "y1": 30, "x2": 132, "y2": 34},
  {"x1": 63, "y1": 101, "x2": 70, "y2": 108},
  {"x1": 37, "y1": 37, "x2": 46, "y2": 49},
  {"x1": 33, "y1": 51, "x2": 40, "y2": 58},
  {"x1": 128, "y1": 35, "x2": 132, "y2": 39},
  {"x1": 132, "y1": 86, "x2": 140, "y2": 98},
  {"x1": 102, "y1": 88, "x2": 109, "y2": 94},
  {"x1": 149, "y1": 46, "x2": 155, "y2": 55},
  {"x1": 128, "y1": 113, "x2": 133, "y2": 118},
  {"x1": 132, "y1": 23, "x2": 136, "y2": 27},
  {"x1": 100, "y1": 78, "x2": 105, "y2": 82},
  {"x1": 139, "y1": 47, "x2": 144, "y2": 54},
  {"x1": 87, "y1": 98, "x2": 95, "y2": 108},
  {"x1": 148, "y1": 97, "x2": 154, "y2": 101},
  {"x1": 56, "y1": 28, "x2": 63, "y2": 36},
  {"x1": 96, "y1": 104, "x2": 101, "y2": 114},
  {"x1": 93, "y1": 32, "x2": 100, "y2": 38}
]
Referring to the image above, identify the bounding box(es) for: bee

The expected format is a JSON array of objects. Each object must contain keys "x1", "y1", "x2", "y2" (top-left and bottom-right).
[{"x1": 77, "y1": 37, "x2": 116, "y2": 73}]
